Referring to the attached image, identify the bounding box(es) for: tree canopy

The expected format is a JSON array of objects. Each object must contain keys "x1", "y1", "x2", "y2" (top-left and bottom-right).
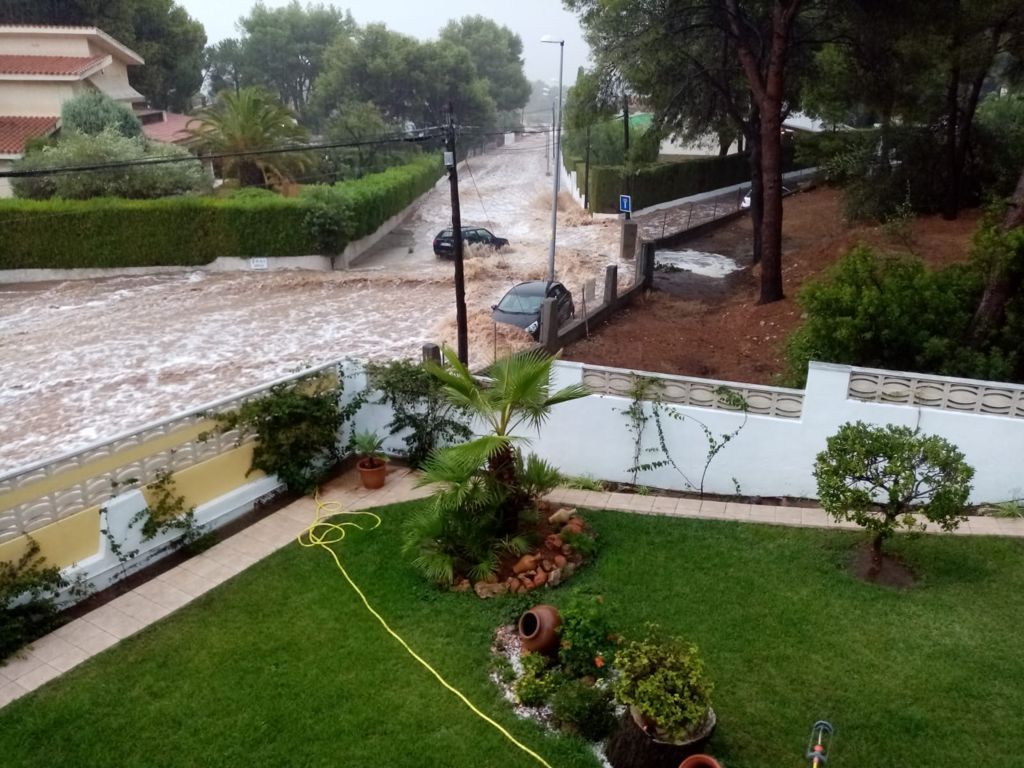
[{"x1": 439, "y1": 16, "x2": 531, "y2": 114}]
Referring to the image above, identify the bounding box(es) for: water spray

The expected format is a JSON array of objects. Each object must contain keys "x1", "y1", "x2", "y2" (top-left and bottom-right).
[{"x1": 806, "y1": 720, "x2": 834, "y2": 766}]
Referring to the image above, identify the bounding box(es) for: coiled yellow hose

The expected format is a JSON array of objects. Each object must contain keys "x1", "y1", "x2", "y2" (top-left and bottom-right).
[{"x1": 298, "y1": 492, "x2": 554, "y2": 768}]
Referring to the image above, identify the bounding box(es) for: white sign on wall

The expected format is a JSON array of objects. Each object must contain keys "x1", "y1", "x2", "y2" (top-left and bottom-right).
[{"x1": 249, "y1": 257, "x2": 269, "y2": 270}]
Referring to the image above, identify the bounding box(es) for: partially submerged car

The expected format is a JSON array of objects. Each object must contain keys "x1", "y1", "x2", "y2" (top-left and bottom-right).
[
  {"x1": 433, "y1": 227, "x2": 509, "y2": 257},
  {"x1": 491, "y1": 280, "x2": 574, "y2": 339}
]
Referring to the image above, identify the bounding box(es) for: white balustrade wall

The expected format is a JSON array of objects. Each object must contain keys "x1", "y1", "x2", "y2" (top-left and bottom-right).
[{"x1": 524, "y1": 361, "x2": 1024, "y2": 503}]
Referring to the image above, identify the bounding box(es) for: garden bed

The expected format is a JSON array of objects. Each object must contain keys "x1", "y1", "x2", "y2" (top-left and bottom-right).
[{"x1": 2, "y1": 500, "x2": 1023, "y2": 767}]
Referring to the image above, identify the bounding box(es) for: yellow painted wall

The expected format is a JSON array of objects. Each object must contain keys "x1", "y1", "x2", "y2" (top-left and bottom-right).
[
  {"x1": 0, "y1": 81, "x2": 79, "y2": 116},
  {"x1": 142, "y1": 443, "x2": 262, "y2": 512},
  {"x1": 0, "y1": 506, "x2": 101, "y2": 569}
]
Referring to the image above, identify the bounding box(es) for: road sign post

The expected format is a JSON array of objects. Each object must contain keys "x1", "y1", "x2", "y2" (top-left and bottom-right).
[{"x1": 619, "y1": 194, "x2": 632, "y2": 220}]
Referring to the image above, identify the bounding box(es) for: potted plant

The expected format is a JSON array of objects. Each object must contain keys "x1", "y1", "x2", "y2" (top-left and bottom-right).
[
  {"x1": 353, "y1": 430, "x2": 388, "y2": 489},
  {"x1": 605, "y1": 626, "x2": 716, "y2": 768}
]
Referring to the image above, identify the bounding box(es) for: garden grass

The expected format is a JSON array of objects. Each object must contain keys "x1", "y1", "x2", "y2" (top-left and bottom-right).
[{"x1": 1, "y1": 502, "x2": 1022, "y2": 767}]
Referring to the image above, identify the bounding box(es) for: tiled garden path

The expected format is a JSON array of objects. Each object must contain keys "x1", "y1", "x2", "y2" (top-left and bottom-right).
[{"x1": 3, "y1": 469, "x2": 1022, "y2": 710}]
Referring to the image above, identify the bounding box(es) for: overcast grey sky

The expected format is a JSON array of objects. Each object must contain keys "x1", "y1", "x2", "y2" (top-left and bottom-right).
[{"x1": 176, "y1": 0, "x2": 591, "y2": 84}]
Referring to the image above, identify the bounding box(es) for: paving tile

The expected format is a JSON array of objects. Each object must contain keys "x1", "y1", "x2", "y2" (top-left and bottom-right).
[
  {"x1": 14, "y1": 662, "x2": 61, "y2": 691},
  {"x1": 0, "y1": 652, "x2": 45, "y2": 683},
  {"x1": 83, "y1": 604, "x2": 145, "y2": 640},
  {"x1": 619, "y1": 495, "x2": 656, "y2": 513},
  {"x1": 723, "y1": 502, "x2": 752, "y2": 520},
  {"x1": 604, "y1": 492, "x2": 635, "y2": 511},
  {"x1": 773, "y1": 507, "x2": 804, "y2": 526},
  {"x1": 580, "y1": 491, "x2": 611, "y2": 509},
  {"x1": 672, "y1": 498, "x2": 704, "y2": 517},
  {"x1": 695, "y1": 499, "x2": 727, "y2": 517},
  {"x1": 25, "y1": 635, "x2": 78, "y2": 665},
  {"x1": 217, "y1": 532, "x2": 277, "y2": 559},
  {"x1": 0, "y1": 680, "x2": 29, "y2": 708},
  {"x1": 747, "y1": 506, "x2": 778, "y2": 524},
  {"x1": 46, "y1": 646, "x2": 90, "y2": 674},
  {"x1": 650, "y1": 496, "x2": 679, "y2": 515},
  {"x1": 54, "y1": 620, "x2": 119, "y2": 656},
  {"x1": 133, "y1": 579, "x2": 193, "y2": 611},
  {"x1": 110, "y1": 592, "x2": 171, "y2": 624}
]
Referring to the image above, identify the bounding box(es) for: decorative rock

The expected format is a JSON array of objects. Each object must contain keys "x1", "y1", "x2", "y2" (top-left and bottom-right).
[
  {"x1": 562, "y1": 519, "x2": 585, "y2": 536},
  {"x1": 562, "y1": 562, "x2": 576, "y2": 579},
  {"x1": 549, "y1": 507, "x2": 575, "y2": 526},
  {"x1": 483, "y1": 572, "x2": 499, "y2": 584},
  {"x1": 513, "y1": 554, "x2": 540, "y2": 575},
  {"x1": 545, "y1": 534, "x2": 564, "y2": 550},
  {"x1": 541, "y1": 559, "x2": 554, "y2": 572},
  {"x1": 452, "y1": 579, "x2": 471, "y2": 592},
  {"x1": 474, "y1": 581, "x2": 509, "y2": 599},
  {"x1": 547, "y1": 568, "x2": 562, "y2": 587},
  {"x1": 554, "y1": 554, "x2": 568, "y2": 568},
  {"x1": 533, "y1": 569, "x2": 548, "y2": 587}
]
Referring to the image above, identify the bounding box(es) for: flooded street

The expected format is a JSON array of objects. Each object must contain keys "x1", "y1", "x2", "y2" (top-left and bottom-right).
[{"x1": 0, "y1": 134, "x2": 629, "y2": 472}]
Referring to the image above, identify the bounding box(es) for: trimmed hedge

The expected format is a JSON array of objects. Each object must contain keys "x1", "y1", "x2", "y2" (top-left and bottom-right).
[
  {"x1": 0, "y1": 156, "x2": 442, "y2": 270},
  {"x1": 585, "y1": 146, "x2": 802, "y2": 213}
]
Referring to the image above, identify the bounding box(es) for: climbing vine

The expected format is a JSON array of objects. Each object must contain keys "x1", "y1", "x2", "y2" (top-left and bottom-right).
[
  {"x1": 622, "y1": 376, "x2": 748, "y2": 497},
  {"x1": 212, "y1": 367, "x2": 366, "y2": 494}
]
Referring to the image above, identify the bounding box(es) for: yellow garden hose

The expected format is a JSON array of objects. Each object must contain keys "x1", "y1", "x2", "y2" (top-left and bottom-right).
[{"x1": 297, "y1": 492, "x2": 554, "y2": 768}]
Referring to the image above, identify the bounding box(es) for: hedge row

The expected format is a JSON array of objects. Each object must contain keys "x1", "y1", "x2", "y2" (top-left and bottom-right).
[
  {"x1": 584, "y1": 146, "x2": 802, "y2": 213},
  {"x1": 0, "y1": 156, "x2": 442, "y2": 270}
]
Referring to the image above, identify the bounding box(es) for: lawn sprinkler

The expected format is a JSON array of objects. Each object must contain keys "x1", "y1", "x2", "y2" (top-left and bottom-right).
[{"x1": 806, "y1": 720, "x2": 834, "y2": 766}]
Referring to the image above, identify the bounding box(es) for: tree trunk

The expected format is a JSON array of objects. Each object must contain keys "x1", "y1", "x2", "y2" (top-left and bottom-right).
[
  {"x1": 488, "y1": 444, "x2": 522, "y2": 536},
  {"x1": 966, "y1": 168, "x2": 1024, "y2": 344},
  {"x1": 237, "y1": 160, "x2": 266, "y2": 188},
  {"x1": 869, "y1": 531, "x2": 885, "y2": 578},
  {"x1": 747, "y1": 104, "x2": 763, "y2": 265},
  {"x1": 758, "y1": 103, "x2": 784, "y2": 303},
  {"x1": 942, "y1": 24, "x2": 962, "y2": 220}
]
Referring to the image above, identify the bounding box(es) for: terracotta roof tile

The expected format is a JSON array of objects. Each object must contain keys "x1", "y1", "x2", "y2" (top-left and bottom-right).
[
  {"x1": 0, "y1": 116, "x2": 59, "y2": 155},
  {"x1": 141, "y1": 112, "x2": 195, "y2": 145},
  {"x1": 0, "y1": 54, "x2": 107, "y2": 77}
]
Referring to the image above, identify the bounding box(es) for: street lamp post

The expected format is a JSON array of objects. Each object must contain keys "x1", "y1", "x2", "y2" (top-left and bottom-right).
[{"x1": 541, "y1": 35, "x2": 564, "y2": 284}]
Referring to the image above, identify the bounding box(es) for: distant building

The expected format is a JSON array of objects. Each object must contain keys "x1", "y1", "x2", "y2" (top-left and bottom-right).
[{"x1": 0, "y1": 25, "x2": 194, "y2": 197}]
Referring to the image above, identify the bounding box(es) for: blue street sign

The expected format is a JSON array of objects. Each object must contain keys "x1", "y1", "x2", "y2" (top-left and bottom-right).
[{"x1": 619, "y1": 194, "x2": 632, "y2": 213}]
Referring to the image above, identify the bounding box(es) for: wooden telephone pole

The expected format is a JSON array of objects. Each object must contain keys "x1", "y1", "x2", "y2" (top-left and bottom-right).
[{"x1": 445, "y1": 103, "x2": 469, "y2": 365}]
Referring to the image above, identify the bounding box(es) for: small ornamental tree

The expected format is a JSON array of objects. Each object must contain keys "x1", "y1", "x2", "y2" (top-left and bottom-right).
[{"x1": 814, "y1": 422, "x2": 975, "y2": 574}]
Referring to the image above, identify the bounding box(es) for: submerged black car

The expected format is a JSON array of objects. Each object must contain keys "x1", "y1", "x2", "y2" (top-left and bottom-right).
[
  {"x1": 491, "y1": 281, "x2": 575, "y2": 339},
  {"x1": 433, "y1": 227, "x2": 509, "y2": 257}
]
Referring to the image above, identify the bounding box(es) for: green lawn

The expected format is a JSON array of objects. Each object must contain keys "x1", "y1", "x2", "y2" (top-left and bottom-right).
[{"x1": 2, "y1": 503, "x2": 1022, "y2": 768}]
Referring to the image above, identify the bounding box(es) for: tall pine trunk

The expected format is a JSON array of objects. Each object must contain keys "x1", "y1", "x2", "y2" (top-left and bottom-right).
[
  {"x1": 757, "y1": 104, "x2": 784, "y2": 303},
  {"x1": 747, "y1": 104, "x2": 763, "y2": 265}
]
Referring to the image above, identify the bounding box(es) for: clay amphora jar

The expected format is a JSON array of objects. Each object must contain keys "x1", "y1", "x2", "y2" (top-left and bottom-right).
[{"x1": 517, "y1": 604, "x2": 562, "y2": 656}]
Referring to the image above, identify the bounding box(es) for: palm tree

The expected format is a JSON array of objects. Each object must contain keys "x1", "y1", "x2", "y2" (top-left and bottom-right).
[
  {"x1": 186, "y1": 87, "x2": 310, "y2": 187},
  {"x1": 424, "y1": 346, "x2": 589, "y2": 535}
]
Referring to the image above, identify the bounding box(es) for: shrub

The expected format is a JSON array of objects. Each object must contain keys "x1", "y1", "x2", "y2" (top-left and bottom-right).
[
  {"x1": 549, "y1": 679, "x2": 617, "y2": 741},
  {"x1": 783, "y1": 246, "x2": 981, "y2": 386},
  {"x1": 12, "y1": 130, "x2": 209, "y2": 200},
  {"x1": 558, "y1": 594, "x2": 615, "y2": 678},
  {"x1": 365, "y1": 359, "x2": 472, "y2": 469},
  {"x1": 1, "y1": 539, "x2": 67, "y2": 661},
  {"x1": 514, "y1": 652, "x2": 561, "y2": 707},
  {"x1": 975, "y1": 95, "x2": 1024, "y2": 199},
  {"x1": 61, "y1": 90, "x2": 143, "y2": 138},
  {"x1": 613, "y1": 627, "x2": 714, "y2": 742},
  {"x1": 814, "y1": 422, "x2": 974, "y2": 574}
]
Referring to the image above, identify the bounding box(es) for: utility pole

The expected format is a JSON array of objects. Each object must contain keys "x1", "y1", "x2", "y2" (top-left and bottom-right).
[
  {"x1": 545, "y1": 115, "x2": 551, "y2": 176},
  {"x1": 584, "y1": 123, "x2": 591, "y2": 211},
  {"x1": 552, "y1": 102, "x2": 557, "y2": 163},
  {"x1": 444, "y1": 103, "x2": 469, "y2": 365},
  {"x1": 623, "y1": 94, "x2": 631, "y2": 221}
]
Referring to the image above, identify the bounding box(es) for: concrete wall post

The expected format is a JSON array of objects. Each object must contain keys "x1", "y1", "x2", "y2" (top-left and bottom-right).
[{"x1": 603, "y1": 265, "x2": 618, "y2": 307}]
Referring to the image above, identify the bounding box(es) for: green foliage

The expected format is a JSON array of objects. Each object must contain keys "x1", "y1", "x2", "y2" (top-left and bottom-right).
[
  {"x1": 564, "y1": 475, "x2": 606, "y2": 491},
  {"x1": 61, "y1": 91, "x2": 143, "y2": 138},
  {"x1": 975, "y1": 95, "x2": 1024, "y2": 198},
  {"x1": 352, "y1": 430, "x2": 386, "y2": 467},
  {"x1": 587, "y1": 153, "x2": 759, "y2": 213},
  {"x1": 366, "y1": 359, "x2": 472, "y2": 469},
  {"x1": 558, "y1": 594, "x2": 614, "y2": 678},
  {"x1": 1, "y1": 539, "x2": 67, "y2": 661},
  {"x1": 12, "y1": 130, "x2": 209, "y2": 201},
  {"x1": 439, "y1": 16, "x2": 531, "y2": 113},
  {"x1": 549, "y1": 679, "x2": 617, "y2": 741},
  {"x1": 614, "y1": 626, "x2": 714, "y2": 742},
  {"x1": 404, "y1": 348, "x2": 587, "y2": 585},
  {"x1": 783, "y1": 246, "x2": 984, "y2": 386},
  {"x1": 0, "y1": 157, "x2": 441, "y2": 270},
  {"x1": 186, "y1": 87, "x2": 310, "y2": 187},
  {"x1": 561, "y1": 530, "x2": 599, "y2": 562},
  {"x1": 562, "y1": 117, "x2": 661, "y2": 168},
  {"x1": 514, "y1": 652, "x2": 561, "y2": 707},
  {"x1": 136, "y1": 469, "x2": 211, "y2": 552},
  {"x1": 216, "y1": 369, "x2": 363, "y2": 494},
  {"x1": 317, "y1": 102, "x2": 420, "y2": 182},
  {"x1": 814, "y1": 422, "x2": 974, "y2": 558}
]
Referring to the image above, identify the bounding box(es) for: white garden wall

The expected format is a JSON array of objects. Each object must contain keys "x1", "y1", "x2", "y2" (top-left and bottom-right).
[{"x1": 516, "y1": 361, "x2": 1024, "y2": 503}]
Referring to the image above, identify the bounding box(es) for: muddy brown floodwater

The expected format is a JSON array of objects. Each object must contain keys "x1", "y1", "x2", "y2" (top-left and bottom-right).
[{"x1": 0, "y1": 134, "x2": 636, "y2": 472}]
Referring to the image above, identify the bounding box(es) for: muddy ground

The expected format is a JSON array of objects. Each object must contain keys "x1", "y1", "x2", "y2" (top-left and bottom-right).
[{"x1": 564, "y1": 187, "x2": 982, "y2": 383}]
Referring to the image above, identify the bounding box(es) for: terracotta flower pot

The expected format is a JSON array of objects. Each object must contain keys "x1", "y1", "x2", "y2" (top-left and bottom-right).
[
  {"x1": 678, "y1": 756, "x2": 722, "y2": 768},
  {"x1": 517, "y1": 604, "x2": 562, "y2": 656},
  {"x1": 357, "y1": 458, "x2": 386, "y2": 489}
]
